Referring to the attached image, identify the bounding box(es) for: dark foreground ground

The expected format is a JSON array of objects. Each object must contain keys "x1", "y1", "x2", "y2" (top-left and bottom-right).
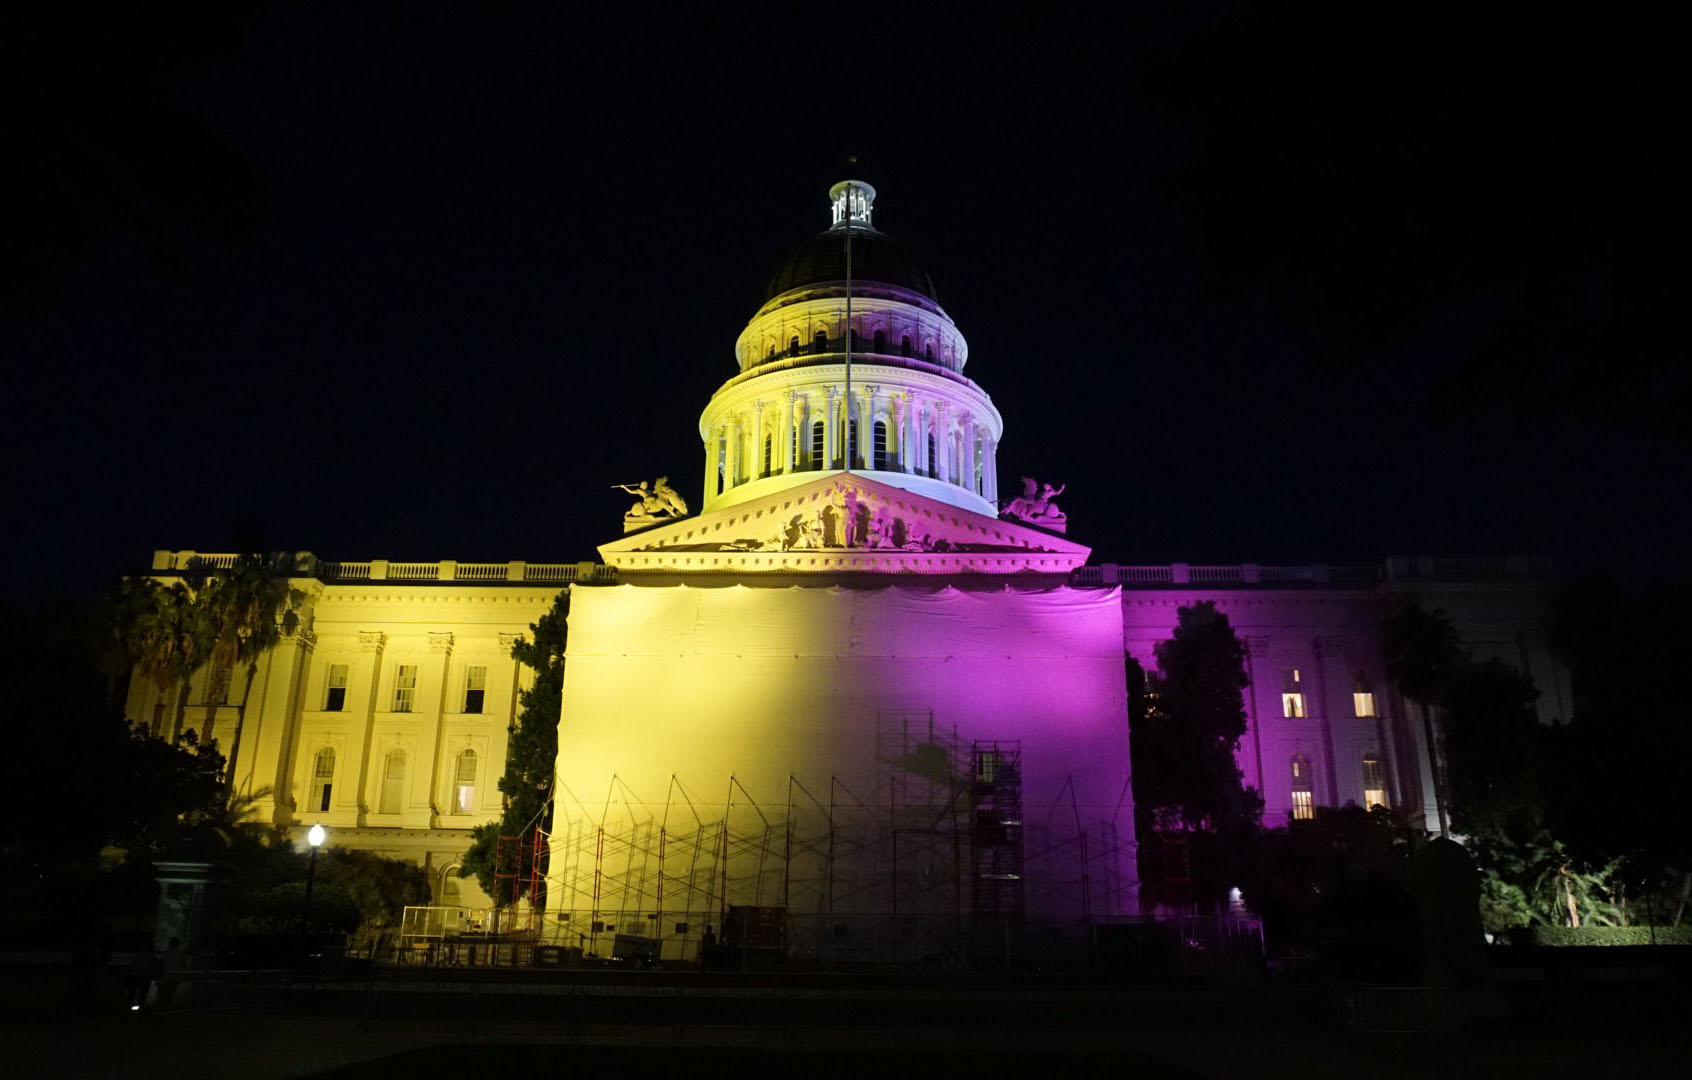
[{"x1": 5, "y1": 963, "x2": 1688, "y2": 1079}]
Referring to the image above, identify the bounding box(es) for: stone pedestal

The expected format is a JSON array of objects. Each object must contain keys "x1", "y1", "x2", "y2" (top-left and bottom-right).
[{"x1": 152, "y1": 861, "x2": 232, "y2": 971}]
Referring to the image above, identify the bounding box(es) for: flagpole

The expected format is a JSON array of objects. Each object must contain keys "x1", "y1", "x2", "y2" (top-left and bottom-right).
[{"x1": 843, "y1": 175, "x2": 854, "y2": 475}]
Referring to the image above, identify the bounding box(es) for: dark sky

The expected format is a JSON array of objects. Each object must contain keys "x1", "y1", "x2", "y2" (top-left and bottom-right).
[{"x1": 4, "y1": 5, "x2": 1684, "y2": 607}]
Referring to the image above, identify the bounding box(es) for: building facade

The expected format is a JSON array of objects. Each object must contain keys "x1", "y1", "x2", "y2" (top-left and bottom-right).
[{"x1": 126, "y1": 181, "x2": 1567, "y2": 950}]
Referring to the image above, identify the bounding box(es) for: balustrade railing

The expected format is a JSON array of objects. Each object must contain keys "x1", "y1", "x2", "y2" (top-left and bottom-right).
[{"x1": 149, "y1": 552, "x2": 615, "y2": 585}]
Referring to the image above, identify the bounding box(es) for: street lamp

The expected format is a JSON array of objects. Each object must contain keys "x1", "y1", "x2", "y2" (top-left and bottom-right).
[{"x1": 302, "y1": 824, "x2": 326, "y2": 937}]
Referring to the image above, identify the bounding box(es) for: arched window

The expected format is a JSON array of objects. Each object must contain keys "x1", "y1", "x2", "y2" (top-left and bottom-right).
[
  {"x1": 1289, "y1": 754, "x2": 1314, "y2": 821},
  {"x1": 453, "y1": 748, "x2": 477, "y2": 814},
  {"x1": 312, "y1": 747, "x2": 335, "y2": 813},
  {"x1": 380, "y1": 748, "x2": 407, "y2": 815},
  {"x1": 814, "y1": 330, "x2": 828, "y2": 353},
  {"x1": 900, "y1": 335, "x2": 912, "y2": 357},
  {"x1": 849, "y1": 328, "x2": 860, "y2": 352},
  {"x1": 872, "y1": 419, "x2": 889, "y2": 470},
  {"x1": 873, "y1": 329, "x2": 886, "y2": 354},
  {"x1": 809, "y1": 420, "x2": 824, "y2": 470},
  {"x1": 766, "y1": 343, "x2": 776, "y2": 360},
  {"x1": 715, "y1": 439, "x2": 726, "y2": 494},
  {"x1": 925, "y1": 342, "x2": 934, "y2": 362},
  {"x1": 926, "y1": 433, "x2": 937, "y2": 478},
  {"x1": 789, "y1": 335, "x2": 800, "y2": 356},
  {"x1": 1361, "y1": 753, "x2": 1389, "y2": 810}
]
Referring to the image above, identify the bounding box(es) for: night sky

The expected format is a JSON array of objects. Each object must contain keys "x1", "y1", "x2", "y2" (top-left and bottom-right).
[{"x1": 4, "y1": 5, "x2": 1683, "y2": 608}]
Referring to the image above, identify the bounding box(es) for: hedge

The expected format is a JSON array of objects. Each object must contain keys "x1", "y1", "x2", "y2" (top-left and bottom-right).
[{"x1": 1530, "y1": 924, "x2": 1692, "y2": 947}]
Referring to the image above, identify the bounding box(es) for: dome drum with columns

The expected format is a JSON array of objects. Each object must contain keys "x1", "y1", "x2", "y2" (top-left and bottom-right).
[{"x1": 700, "y1": 181, "x2": 1003, "y2": 518}]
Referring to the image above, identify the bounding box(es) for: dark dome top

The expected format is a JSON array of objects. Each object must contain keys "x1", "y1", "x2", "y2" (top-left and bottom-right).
[{"x1": 761, "y1": 227, "x2": 939, "y2": 305}]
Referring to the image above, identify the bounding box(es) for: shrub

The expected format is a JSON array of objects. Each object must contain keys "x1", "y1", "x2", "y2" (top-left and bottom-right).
[{"x1": 1530, "y1": 925, "x2": 1692, "y2": 947}]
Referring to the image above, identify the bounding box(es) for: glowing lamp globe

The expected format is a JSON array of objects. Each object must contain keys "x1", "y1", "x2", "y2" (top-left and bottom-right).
[{"x1": 307, "y1": 823, "x2": 326, "y2": 848}]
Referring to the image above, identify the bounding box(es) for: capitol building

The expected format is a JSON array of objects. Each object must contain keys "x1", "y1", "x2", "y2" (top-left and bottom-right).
[{"x1": 126, "y1": 181, "x2": 1566, "y2": 962}]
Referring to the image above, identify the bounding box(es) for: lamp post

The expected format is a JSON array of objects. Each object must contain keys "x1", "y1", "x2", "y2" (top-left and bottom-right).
[{"x1": 302, "y1": 823, "x2": 326, "y2": 938}]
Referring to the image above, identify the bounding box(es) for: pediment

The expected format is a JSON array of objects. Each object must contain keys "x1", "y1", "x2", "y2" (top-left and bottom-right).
[{"x1": 598, "y1": 474, "x2": 1090, "y2": 575}]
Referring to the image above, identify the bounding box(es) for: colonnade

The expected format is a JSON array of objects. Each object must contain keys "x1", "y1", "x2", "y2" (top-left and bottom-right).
[{"x1": 704, "y1": 385, "x2": 999, "y2": 502}]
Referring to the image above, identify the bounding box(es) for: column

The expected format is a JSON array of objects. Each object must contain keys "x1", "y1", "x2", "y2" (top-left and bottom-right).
[
  {"x1": 823, "y1": 388, "x2": 838, "y2": 469},
  {"x1": 244, "y1": 622, "x2": 313, "y2": 824},
  {"x1": 702, "y1": 427, "x2": 719, "y2": 501},
  {"x1": 794, "y1": 393, "x2": 810, "y2": 470},
  {"x1": 1312, "y1": 636, "x2": 1342, "y2": 809},
  {"x1": 780, "y1": 391, "x2": 796, "y2": 473},
  {"x1": 425, "y1": 632, "x2": 453, "y2": 829},
  {"x1": 933, "y1": 403, "x2": 951, "y2": 484},
  {"x1": 751, "y1": 399, "x2": 767, "y2": 478},
  {"x1": 725, "y1": 414, "x2": 741, "y2": 489},
  {"x1": 961, "y1": 413, "x2": 978, "y2": 495},
  {"x1": 915, "y1": 399, "x2": 929, "y2": 475},
  {"x1": 861, "y1": 385, "x2": 879, "y2": 469},
  {"x1": 353, "y1": 630, "x2": 386, "y2": 828},
  {"x1": 982, "y1": 437, "x2": 998, "y2": 502}
]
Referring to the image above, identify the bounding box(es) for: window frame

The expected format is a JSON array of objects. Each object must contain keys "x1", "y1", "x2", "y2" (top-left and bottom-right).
[
  {"x1": 324, "y1": 663, "x2": 349, "y2": 712},
  {"x1": 392, "y1": 664, "x2": 417, "y2": 713},
  {"x1": 463, "y1": 665, "x2": 487, "y2": 714}
]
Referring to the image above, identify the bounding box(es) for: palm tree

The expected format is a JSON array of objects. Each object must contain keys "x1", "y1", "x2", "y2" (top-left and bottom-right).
[
  {"x1": 201, "y1": 553, "x2": 302, "y2": 789},
  {"x1": 1381, "y1": 600, "x2": 1464, "y2": 837},
  {"x1": 139, "y1": 574, "x2": 215, "y2": 744}
]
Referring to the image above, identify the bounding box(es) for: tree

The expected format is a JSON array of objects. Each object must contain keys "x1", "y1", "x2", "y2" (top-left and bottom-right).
[
  {"x1": 1545, "y1": 578, "x2": 1692, "y2": 925},
  {"x1": 195, "y1": 553, "x2": 302, "y2": 789},
  {"x1": 1129, "y1": 601, "x2": 1263, "y2": 909},
  {"x1": 1380, "y1": 600, "x2": 1463, "y2": 836},
  {"x1": 460, "y1": 590, "x2": 568, "y2": 901},
  {"x1": 106, "y1": 555, "x2": 300, "y2": 780}
]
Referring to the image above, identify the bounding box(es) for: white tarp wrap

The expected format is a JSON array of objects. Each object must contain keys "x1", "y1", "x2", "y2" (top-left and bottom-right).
[{"x1": 551, "y1": 582, "x2": 1138, "y2": 937}]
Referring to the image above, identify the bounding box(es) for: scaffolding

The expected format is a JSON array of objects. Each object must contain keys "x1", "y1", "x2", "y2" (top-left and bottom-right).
[
  {"x1": 969, "y1": 740, "x2": 1024, "y2": 968},
  {"x1": 541, "y1": 722, "x2": 1134, "y2": 969}
]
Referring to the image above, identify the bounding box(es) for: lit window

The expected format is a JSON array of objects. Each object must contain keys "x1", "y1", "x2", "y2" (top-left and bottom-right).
[
  {"x1": 1281, "y1": 668, "x2": 1305, "y2": 718},
  {"x1": 463, "y1": 666, "x2": 486, "y2": 714},
  {"x1": 312, "y1": 747, "x2": 335, "y2": 812},
  {"x1": 872, "y1": 419, "x2": 890, "y2": 470},
  {"x1": 1352, "y1": 671, "x2": 1376, "y2": 717},
  {"x1": 453, "y1": 749, "x2": 477, "y2": 814},
  {"x1": 380, "y1": 748, "x2": 407, "y2": 814},
  {"x1": 393, "y1": 665, "x2": 417, "y2": 713},
  {"x1": 1362, "y1": 753, "x2": 1389, "y2": 809},
  {"x1": 1290, "y1": 754, "x2": 1314, "y2": 820},
  {"x1": 324, "y1": 664, "x2": 348, "y2": 712}
]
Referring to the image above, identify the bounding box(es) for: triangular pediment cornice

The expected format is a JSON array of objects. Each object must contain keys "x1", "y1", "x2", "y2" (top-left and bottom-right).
[{"x1": 598, "y1": 474, "x2": 1090, "y2": 575}]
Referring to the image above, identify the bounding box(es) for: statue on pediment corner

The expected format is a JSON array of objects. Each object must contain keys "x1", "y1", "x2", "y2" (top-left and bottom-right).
[
  {"x1": 1001, "y1": 476, "x2": 1068, "y2": 533},
  {"x1": 616, "y1": 476, "x2": 690, "y2": 533}
]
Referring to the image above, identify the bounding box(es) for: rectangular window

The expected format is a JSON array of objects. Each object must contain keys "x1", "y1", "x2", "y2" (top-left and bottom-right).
[
  {"x1": 393, "y1": 665, "x2": 417, "y2": 713},
  {"x1": 1352, "y1": 671, "x2": 1375, "y2": 717},
  {"x1": 463, "y1": 666, "x2": 486, "y2": 714},
  {"x1": 1281, "y1": 668, "x2": 1305, "y2": 719},
  {"x1": 1362, "y1": 754, "x2": 1390, "y2": 810},
  {"x1": 1291, "y1": 789, "x2": 1314, "y2": 820},
  {"x1": 453, "y1": 751, "x2": 477, "y2": 814},
  {"x1": 324, "y1": 664, "x2": 348, "y2": 712}
]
